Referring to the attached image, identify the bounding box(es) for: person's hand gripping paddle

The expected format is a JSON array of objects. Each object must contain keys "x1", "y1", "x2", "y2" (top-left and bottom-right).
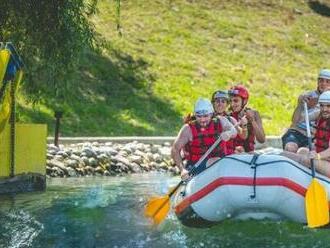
[
  {"x1": 144, "y1": 135, "x2": 223, "y2": 225},
  {"x1": 304, "y1": 101, "x2": 329, "y2": 228}
]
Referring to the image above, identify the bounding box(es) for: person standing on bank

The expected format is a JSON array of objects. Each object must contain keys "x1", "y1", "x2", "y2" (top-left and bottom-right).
[
  {"x1": 171, "y1": 98, "x2": 237, "y2": 180},
  {"x1": 282, "y1": 69, "x2": 330, "y2": 153},
  {"x1": 281, "y1": 91, "x2": 330, "y2": 177},
  {"x1": 229, "y1": 85, "x2": 265, "y2": 153}
]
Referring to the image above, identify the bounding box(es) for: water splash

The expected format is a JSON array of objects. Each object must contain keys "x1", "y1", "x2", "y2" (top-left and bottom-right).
[{"x1": 0, "y1": 209, "x2": 43, "y2": 248}]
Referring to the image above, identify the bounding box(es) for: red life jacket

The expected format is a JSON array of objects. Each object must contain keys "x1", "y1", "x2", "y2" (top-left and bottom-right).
[
  {"x1": 314, "y1": 117, "x2": 330, "y2": 153},
  {"x1": 184, "y1": 118, "x2": 228, "y2": 163},
  {"x1": 231, "y1": 108, "x2": 255, "y2": 152}
]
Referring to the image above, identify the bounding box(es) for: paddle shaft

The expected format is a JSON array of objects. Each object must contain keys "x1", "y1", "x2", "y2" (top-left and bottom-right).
[
  {"x1": 150, "y1": 135, "x2": 223, "y2": 219},
  {"x1": 304, "y1": 101, "x2": 316, "y2": 177},
  {"x1": 170, "y1": 134, "x2": 223, "y2": 198}
]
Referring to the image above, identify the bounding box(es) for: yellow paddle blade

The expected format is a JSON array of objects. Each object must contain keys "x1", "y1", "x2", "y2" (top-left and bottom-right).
[
  {"x1": 305, "y1": 179, "x2": 330, "y2": 228},
  {"x1": 144, "y1": 196, "x2": 170, "y2": 225}
]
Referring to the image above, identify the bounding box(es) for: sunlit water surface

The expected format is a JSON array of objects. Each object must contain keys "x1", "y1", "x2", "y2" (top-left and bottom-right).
[{"x1": 0, "y1": 173, "x2": 330, "y2": 248}]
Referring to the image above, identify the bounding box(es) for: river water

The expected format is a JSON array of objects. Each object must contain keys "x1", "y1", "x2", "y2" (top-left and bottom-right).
[{"x1": 0, "y1": 172, "x2": 330, "y2": 248}]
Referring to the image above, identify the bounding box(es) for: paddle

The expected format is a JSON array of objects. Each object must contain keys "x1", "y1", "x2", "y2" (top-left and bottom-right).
[
  {"x1": 144, "y1": 134, "x2": 223, "y2": 225},
  {"x1": 304, "y1": 101, "x2": 329, "y2": 228}
]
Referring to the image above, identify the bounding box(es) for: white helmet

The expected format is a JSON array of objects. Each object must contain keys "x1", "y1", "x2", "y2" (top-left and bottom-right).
[
  {"x1": 194, "y1": 98, "x2": 214, "y2": 115},
  {"x1": 318, "y1": 69, "x2": 330, "y2": 80},
  {"x1": 318, "y1": 91, "x2": 330, "y2": 104}
]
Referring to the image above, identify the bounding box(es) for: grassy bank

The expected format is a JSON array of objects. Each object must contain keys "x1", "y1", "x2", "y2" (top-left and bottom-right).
[{"x1": 18, "y1": 0, "x2": 330, "y2": 136}]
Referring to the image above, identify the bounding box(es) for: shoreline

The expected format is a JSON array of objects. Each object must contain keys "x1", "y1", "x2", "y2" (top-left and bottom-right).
[
  {"x1": 46, "y1": 140, "x2": 283, "y2": 178},
  {"x1": 46, "y1": 141, "x2": 178, "y2": 178}
]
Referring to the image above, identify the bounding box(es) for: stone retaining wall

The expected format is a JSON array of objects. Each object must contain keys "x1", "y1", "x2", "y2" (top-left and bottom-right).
[{"x1": 46, "y1": 136, "x2": 283, "y2": 178}]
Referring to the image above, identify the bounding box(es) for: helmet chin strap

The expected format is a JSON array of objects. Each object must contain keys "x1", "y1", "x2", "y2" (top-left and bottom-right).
[{"x1": 233, "y1": 100, "x2": 247, "y2": 114}]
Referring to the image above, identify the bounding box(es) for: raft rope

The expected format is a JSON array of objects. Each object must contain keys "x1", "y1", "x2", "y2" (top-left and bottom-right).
[
  {"x1": 249, "y1": 154, "x2": 260, "y2": 199},
  {"x1": 221, "y1": 155, "x2": 330, "y2": 185}
]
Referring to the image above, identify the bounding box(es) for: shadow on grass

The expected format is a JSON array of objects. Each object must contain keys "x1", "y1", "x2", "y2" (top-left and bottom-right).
[
  {"x1": 23, "y1": 46, "x2": 182, "y2": 136},
  {"x1": 308, "y1": 1, "x2": 330, "y2": 17}
]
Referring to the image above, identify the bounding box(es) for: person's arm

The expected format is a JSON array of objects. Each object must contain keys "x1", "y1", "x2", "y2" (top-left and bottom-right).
[
  {"x1": 236, "y1": 116, "x2": 248, "y2": 139},
  {"x1": 219, "y1": 116, "x2": 237, "y2": 140},
  {"x1": 291, "y1": 94, "x2": 305, "y2": 127},
  {"x1": 171, "y1": 124, "x2": 191, "y2": 173},
  {"x1": 309, "y1": 147, "x2": 330, "y2": 160},
  {"x1": 291, "y1": 92, "x2": 319, "y2": 126},
  {"x1": 247, "y1": 110, "x2": 265, "y2": 143}
]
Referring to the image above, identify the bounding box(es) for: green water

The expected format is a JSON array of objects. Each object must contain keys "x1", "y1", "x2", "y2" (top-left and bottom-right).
[{"x1": 0, "y1": 173, "x2": 330, "y2": 248}]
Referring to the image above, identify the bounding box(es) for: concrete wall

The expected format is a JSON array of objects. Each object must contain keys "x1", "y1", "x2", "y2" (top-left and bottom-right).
[{"x1": 47, "y1": 136, "x2": 283, "y2": 149}]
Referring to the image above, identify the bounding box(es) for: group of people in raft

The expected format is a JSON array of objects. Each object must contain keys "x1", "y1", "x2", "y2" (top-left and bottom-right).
[{"x1": 171, "y1": 69, "x2": 330, "y2": 179}]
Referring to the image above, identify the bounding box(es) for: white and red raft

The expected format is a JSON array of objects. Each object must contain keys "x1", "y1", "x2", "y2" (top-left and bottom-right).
[{"x1": 173, "y1": 154, "x2": 330, "y2": 227}]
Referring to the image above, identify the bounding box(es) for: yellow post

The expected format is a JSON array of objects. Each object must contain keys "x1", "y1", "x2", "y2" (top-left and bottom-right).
[{"x1": 0, "y1": 42, "x2": 46, "y2": 193}]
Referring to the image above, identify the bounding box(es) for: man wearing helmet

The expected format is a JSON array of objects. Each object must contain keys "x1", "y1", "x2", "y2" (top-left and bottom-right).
[
  {"x1": 229, "y1": 85, "x2": 265, "y2": 153},
  {"x1": 211, "y1": 90, "x2": 247, "y2": 154},
  {"x1": 282, "y1": 69, "x2": 330, "y2": 153},
  {"x1": 171, "y1": 98, "x2": 237, "y2": 179},
  {"x1": 282, "y1": 91, "x2": 330, "y2": 177}
]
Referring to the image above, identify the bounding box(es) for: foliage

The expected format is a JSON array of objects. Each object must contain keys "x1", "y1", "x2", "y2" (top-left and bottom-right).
[
  {"x1": 0, "y1": 0, "x2": 99, "y2": 105},
  {"x1": 11, "y1": 0, "x2": 330, "y2": 136}
]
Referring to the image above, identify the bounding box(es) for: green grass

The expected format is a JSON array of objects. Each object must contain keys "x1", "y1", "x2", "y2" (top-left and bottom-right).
[{"x1": 17, "y1": 0, "x2": 330, "y2": 136}]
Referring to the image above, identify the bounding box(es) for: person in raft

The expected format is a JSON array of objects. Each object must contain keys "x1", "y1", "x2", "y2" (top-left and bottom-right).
[
  {"x1": 281, "y1": 91, "x2": 330, "y2": 177},
  {"x1": 211, "y1": 89, "x2": 247, "y2": 155},
  {"x1": 229, "y1": 85, "x2": 266, "y2": 153},
  {"x1": 171, "y1": 98, "x2": 237, "y2": 180},
  {"x1": 282, "y1": 69, "x2": 330, "y2": 153}
]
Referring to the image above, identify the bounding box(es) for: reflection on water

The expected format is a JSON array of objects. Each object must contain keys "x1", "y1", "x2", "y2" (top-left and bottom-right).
[{"x1": 0, "y1": 173, "x2": 330, "y2": 248}]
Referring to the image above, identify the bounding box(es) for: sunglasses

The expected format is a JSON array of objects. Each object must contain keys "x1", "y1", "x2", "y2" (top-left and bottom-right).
[
  {"x1": 214, "y1": 98, "x2": 228, "y2": 104},
  {"x1": 195, "y1": 114, "x2": 212, "y2": 118}
]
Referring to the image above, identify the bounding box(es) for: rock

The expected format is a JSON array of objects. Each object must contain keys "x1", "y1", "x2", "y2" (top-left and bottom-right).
[
  {"x1": 153, "y1": 153, "x2": 162, "y2": 163},
  {"x1": 163, "y1": 142, "x2": 171, "y2": 147},
  {"x1": 48, "y1": 160, "x2": 67, "y2": 173},
  {"x1": 129, "y1": 155, "x2": 143, "y2": 164},
  {"x1": 118, "y1": 150, "x2": 128, "y2": 157},
  {"x1": 95, "y1": 166, "x2": 104, "y2": 174},
  {"x1": 158, "y1": 146, "x2": 171, "y2": 158},
  {"x1": 160, "y1": 162, "x2": 168, "y2": 170},
  {"x1": 97, "y1": 154, "x2": 109, "y2": 162},
  {"x1": 129, "y1": 162, "x2": 142, "y2": 173},
  {"x1": 48, "y1": 144, "x2": 59, "y2": 152},
  {"x1": 47, "y1": 153, "x2": 54, "y2": 160},
  {"x1": 113, "y1": 155, "x2": 130, "y2": 166},
  {"x1": 65, "y1": 159, "x2": 79, "y2": 169},
  {"x1": 89, "y1": 157, "x2": 98, "y2": 167},
  {"x1": 82, "y1": 147, "x2": 97, "y2": 158},
  {"x1": 134, "y1": 150, "x2": 146, "y2": 157},
  {"x1": 57, "y1": 151, "x2": 69, "y2": 158},
  {"x1": 135, "y1": 143, "x2": 145, "y2": 151},
  {"x1": 72, "y1": 150, "x2": 81, "y2": 156},
  {"x1": 70, "y1": 154, "x2": 81, "y2": 162},
  {"x1": 81, "y1": 156, "x2": 89, "y2": 166},
  {"x1": 76, "y1": 167, "x2": 85, "y2": 176},
  {"x1": 100, "y1": 147, "x2": 118, "y2": 156},
  {"x1": 140, "y1": 163, "x2": 150, "y2": 171},
  {"x1": 149, "y1": 162, "x2": 157, "y2": 169},
  {"x1": 146, "y1": 152, "x2": 154, "y2": 162},
  {"x1": 103, "y1": 171, "x2": 111, "y2": 176},
  {"x1": 67, "y1": 167, "x2": 77, "y2": 177},
  {"x1": 54, "y1": 155, "x2": 64, "y2": 161}
]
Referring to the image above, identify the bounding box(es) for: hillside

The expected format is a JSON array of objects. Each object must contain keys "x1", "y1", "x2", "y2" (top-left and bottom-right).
[{"x1": 18, "y1": 0, "x2": 330, "y2": 136}]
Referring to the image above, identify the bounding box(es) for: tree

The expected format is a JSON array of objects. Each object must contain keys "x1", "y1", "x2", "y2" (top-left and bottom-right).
[{"x1": 0, "y1": 0, "x2": 100, "y2": 104}]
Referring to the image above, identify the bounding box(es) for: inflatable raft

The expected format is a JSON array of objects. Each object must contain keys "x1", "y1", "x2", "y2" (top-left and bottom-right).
[{"x1": 173, "y1": 154, "x2": 330, "y2": 227}]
